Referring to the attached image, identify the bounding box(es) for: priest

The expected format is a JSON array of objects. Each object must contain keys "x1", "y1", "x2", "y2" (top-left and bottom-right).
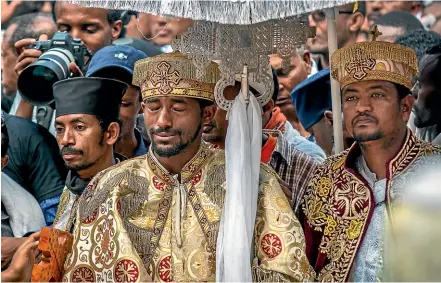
[
  {"x1": 300, "y1": 27, "x2": 441, "y2": 282},
  {"x1": 62, "y1": 52, "x2": 314, "y2": 282},
  {"x1": 52, "y1": 77, "x2": 128, "y2": 232}
]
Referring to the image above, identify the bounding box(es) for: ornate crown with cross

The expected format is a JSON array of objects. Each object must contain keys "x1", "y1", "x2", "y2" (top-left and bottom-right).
[
  {"x1": 132, "y1": 52, "x2": 221, "y2": 102},
  {"x1": 330, "y1": 26, "x2": 418, "y2": 89}
]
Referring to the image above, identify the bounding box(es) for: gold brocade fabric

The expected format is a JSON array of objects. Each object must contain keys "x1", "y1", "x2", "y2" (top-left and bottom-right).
[
  {"x1": 53, "y1": 187, "x2": 79, "y2": 232},
  {"x1": 133, "y1": 52, "x2": 221, "y2": 102},
  {"x1": 301, "y1": 131, "x2": 441, "y2": 282},
  {"x1": 330, "y1": 40, "x2": 418, "y2": 89},
  {"x1": 62, "y1": 144, "x2": 314, "y2": 282}
]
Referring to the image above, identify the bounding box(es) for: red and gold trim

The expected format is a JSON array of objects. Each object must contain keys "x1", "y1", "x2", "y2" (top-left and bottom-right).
[{"x1": 302, "y1": 131, "x2": 441, "y2": 281}]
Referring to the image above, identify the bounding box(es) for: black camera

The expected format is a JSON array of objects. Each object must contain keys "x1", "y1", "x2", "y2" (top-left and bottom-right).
[{"x1": 17, "y1": 31, "x2": 91, "y2": 106}]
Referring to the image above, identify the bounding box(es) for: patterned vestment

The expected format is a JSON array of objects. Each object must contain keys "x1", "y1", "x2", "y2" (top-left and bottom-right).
[
  {"x1": 300, "y1": 131, "x2": 441, "y2": 282},
  {"x1": 62, "y1": 143, "x2": 315, "y2": 282}
]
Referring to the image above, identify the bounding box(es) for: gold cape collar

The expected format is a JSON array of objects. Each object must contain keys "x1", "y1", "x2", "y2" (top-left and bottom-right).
[{"x1": 146, "y1": 142, "x2": 212, "y2": 184}]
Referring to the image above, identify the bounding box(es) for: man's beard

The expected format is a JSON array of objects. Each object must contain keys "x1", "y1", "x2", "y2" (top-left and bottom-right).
[
  {"x1": 202, "y1": 121, "x2": 225, "y2": 144},
  {"x1": 351, "y1": 112, "x2": 383, "y2": 143},
  {"x1": 413, "y1": 108, "x2": 435, "y2": 128},
  {"x1": 60, "y1": 146, "x2": 95, "y2": 171},
  {"x1": 150, "y1": 123, "x2": 202, "y2": 158},
  {"x1": 353, "y1": 131, "x2": 384, "y2": 143}
]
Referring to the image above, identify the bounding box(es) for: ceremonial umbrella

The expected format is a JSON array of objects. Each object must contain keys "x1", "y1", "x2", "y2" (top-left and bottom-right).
[
  {"x1": 71, "y1": 0, "x2": 352, "y2": 281},
  {"x1": 72, "y1": 0, "x2": 351, "y2": 153}
]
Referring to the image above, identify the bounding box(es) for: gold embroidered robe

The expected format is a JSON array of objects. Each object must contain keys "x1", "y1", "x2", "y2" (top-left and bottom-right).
[
  {"x1": 62, "y1": 144, "x2": 314, "y2": 282},
  {"x1": 299, "y1": 131, "x2": 441, "y2": 282}
]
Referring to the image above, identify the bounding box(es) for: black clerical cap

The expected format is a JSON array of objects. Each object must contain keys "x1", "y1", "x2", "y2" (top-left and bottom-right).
[{"x1": 53, "y1": 77, "x2": 128, "y2": 119}]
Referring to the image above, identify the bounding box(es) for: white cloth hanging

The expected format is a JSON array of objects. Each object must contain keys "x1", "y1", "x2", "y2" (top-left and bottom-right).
[{"x1": 216, "y1": 91, "x2": 262, "y2": 282}]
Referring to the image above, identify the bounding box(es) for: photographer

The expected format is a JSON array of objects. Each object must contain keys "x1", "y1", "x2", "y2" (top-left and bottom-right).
[
  {"x1": 15, "y1": 2, "x2": 122, "y2": 75},
  {"x1": 2, "y1": 12, "x2": 56, "y2": 120},
  {"x1": 13, "y1": 3, "x2": 123, "y2": 129}
]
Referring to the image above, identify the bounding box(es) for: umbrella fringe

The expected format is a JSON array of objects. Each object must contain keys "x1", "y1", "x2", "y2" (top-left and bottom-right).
[{"x1": 69, "y1": 0, "x2": 355, "y2": 25}]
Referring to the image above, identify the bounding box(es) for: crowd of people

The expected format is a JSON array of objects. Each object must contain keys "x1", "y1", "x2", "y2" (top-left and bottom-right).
[{"x1": 1, "y1": 0, "x2": 441, "y2": 282}]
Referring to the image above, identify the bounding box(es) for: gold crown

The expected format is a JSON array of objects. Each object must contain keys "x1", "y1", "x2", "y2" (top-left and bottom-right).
[
  {"x1": 330, "y1": 28, "x2": 418, "y2": 89},
  {"x1": 133, "y1": 52, "x2": 221, "y2": 102}
]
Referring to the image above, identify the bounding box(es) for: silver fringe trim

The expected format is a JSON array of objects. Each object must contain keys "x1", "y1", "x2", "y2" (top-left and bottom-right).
[
  {"x1": 203, "y1": 163, "x2": 226, "y2": 209},
  {"x1": 69, "y1": 0, "x2": 355, "y2": 25},
  {"x1": 251, "y1": 258, "x2": 291, "y2": 282}
]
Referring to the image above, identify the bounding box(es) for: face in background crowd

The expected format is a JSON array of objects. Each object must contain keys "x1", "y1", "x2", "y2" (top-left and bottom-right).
[
  {"x1": 203, "y1": 82, "x2": 276, "y2": 148},
  {"x1": 147, "y1": 15, "x2": 194, "y2": 46},
  {"x1": 1, "y1": 14, "x2": 56, "y2": 96},
  {"x1": 54, "y1": 2, "x2": 122, "y2": 54},
  {"x1": 143, "y1": 97, "x2": 214, "y2": 158},
  {"x1": 124, "y1": 13, "x2": 152, "y2": 40},
  {"x1": 203, "y1": 84, "x2": 254, "y2": 147},
  {"x1": 1, "y1": 24, "x2": 19, "y2": 97},
  {"x1": 91, "y1": 68, "x2": 142, "y2": 141},
  {"x1": 269, "y1": 51, "x2": 311, "y2": 133},
  {"x1": 341, "y1": 80, "x2": 413, "y2": 146},
  {"x1": 413, "y1": 50, "x2": 441, "y2": 128},
  {"x1": 307, "y1": 3, "x2": 365, "y2": 54},
  {"x1": 374, "y1": 11, "x2": 424, "y2": 43},
  {"x1": 55, "y1": 114, "x2": 119, "y2": 178},
  {"x1": 119, "y1": 85, "x2": 142, "y2": 138},
  {"x1": 368, "y1": 1, "x2": 423, "y2": 25},
  {"x1": 432, "y1": 19, "x2": 441, "y2": 35}
]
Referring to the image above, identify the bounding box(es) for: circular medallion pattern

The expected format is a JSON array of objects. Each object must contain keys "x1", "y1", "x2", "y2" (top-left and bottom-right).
[
  {"x1": 158, "y1": 255, "x2": 173, "y2": 282},
  {"x1": 71, "y1": 266, "x2": 96, "y2": 282},
  {"x1": 261, "y1": 233, "x2": 283, "y2": 259},
  {"x1": 114, "y1": 259, "x2": 140, "y2": 283}
]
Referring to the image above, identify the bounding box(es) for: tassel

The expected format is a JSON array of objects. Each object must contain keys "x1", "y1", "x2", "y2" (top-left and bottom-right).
[
  {"x1": 203, "y1": 163, "x2": 226, "y2": 209},
  {"x1": 124, "y1": 219, "x2": 152, "y2": 267}
]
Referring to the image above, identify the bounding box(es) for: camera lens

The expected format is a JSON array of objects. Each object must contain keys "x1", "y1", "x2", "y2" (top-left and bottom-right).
[{"x1": 17, "y1": 48, "x2": 74, "y2": 106}]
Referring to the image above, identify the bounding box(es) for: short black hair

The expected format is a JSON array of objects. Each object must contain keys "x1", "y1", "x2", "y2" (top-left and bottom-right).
[
  {"x1": 7, "y1": 13, "x2": 56, "y2": 52},
  {"x1": 1, "y1": 120, "x2": 9, "y2": 158},
  {"x1": 394, "y1": 83, "x2": 411, "y2": 100},
  {"x1": 95, "y1": 115, "x2": 122, "y2": 145},
  {"x1": 395, "y1": 30, "x2": 441, "y2": 63},
  {"x1": 52, "y1": 2, "x2": 121, "y2": 25},
  {"x1": 419, "y1": 45, "x2": 441, "y2": 87},
  {"x1": 197, "y1": 99, "x2": 214, "y2": 113},
  {"x1": 375, "y1": 11, "x2": 424, "y2": 32},
  {"x1": 96, "y1": 115, "x2": 122, "y2": 133},
  {"x1": 119, "y1": 11, "x2": 138, "y2": 39}
]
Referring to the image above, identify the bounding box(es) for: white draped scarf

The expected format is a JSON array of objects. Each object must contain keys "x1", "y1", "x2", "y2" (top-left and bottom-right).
[{"x1": 216, "y1": 91, "x2": 262, "y2": 282}]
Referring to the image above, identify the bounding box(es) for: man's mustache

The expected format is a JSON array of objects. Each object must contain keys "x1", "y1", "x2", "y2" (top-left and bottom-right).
[
  {"x1": 149, "y1": 127, "x2": 183, "y2": 136},
  {"x1": 352, "y1": 112, "x2": 378, "y2": 125},
  {"x1": 60, "y1": 146, "x2": 83, "y2": 156}
]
